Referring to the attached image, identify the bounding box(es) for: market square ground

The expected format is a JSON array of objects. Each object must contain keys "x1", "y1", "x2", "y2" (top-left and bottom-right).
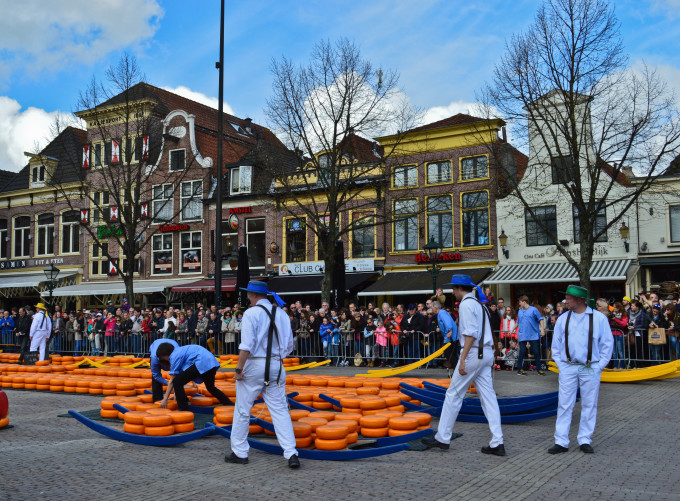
[{"x1": 1, "y1": 368, "x2": 678, "y2": 501}]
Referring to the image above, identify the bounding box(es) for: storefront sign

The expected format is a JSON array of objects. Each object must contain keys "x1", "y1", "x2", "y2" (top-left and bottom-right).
[
  {"x1": 229, "y1": 207, "x2": 252, "y2": 214},
  {"x1": 415, "y1": 252, "x2": 462, "y2": 263},
  {"x1": 159, "y1": 223, "x2": 190, "y2": 233},
  {"x1": 524, "y1": 245, "x2": 609, "y2": 260},
  {"x1": 97, "y1": 224, "x2": 123, "y2": 239},
  {"x1": 278, "y1": 258, "x2": 374, "y2": 276},
  {"x1": 0, "y1": 258, "x2": 66, "y2": 271},
  {"x1": 0, "y1": 259, "x2": 28, "y2": 270}
]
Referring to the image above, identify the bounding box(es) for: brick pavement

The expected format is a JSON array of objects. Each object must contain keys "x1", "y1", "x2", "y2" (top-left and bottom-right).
[{"x1": 1, "y1": 368, "x2": 678, "y2": 501}]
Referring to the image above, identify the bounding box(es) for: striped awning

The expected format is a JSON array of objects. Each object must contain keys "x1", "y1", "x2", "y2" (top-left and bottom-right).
[{"x1": 485, "y1": 259, "x2": 632, "y2": 284}]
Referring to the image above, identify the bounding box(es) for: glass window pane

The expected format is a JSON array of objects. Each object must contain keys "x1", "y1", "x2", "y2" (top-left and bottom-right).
[
  {"x1": 181, "y1": 233, "x2": 190, "y2": 248},
  {"x1": 240, "y1": 166, "x2": 251, "y2": 192},
  {"x1": 427, "y1": 196, "x2": 452, "y2": 212},
  {"x1": 246, "y1": 218, "x2": 265, "y2": 232},
  {"x1": 670, "y1": 206, "x2": 680, "y2": 243},
  {"x1": 192, "y1": 232, "x2": 201, "y2": 247}
]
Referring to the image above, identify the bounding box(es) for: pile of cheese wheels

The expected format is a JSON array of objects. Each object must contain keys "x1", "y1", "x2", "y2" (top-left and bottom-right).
[
  {"x1": 0, "y1": 388, "x2": 9, "y2": 429},
  {"x1": 100, "y1": 395, "x2": 195, "y2": 436}
]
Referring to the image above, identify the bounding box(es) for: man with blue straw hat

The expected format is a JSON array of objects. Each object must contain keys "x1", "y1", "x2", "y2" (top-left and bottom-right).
[
  {"x1": 226, "y1": 280, "x2": 300, "y2": 469},
  {"x1": 422, "y1": 274, "x2": 505, "y2": 456},
  {"x1": 548, "y1": 285, "x2": 613, "y2": 454}
]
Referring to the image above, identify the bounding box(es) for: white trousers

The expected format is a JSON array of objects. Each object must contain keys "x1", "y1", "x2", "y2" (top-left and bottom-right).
[
  {"x1": 231, "y1": 358, "x2": 298, "y2": 459},
  {"x1": 554, "y1": 363, "x2": 601, "y2": 447},
  {"x1": 30, "y1": 334, "x2": 49, "y2": 361},
  {"x1": 435, "y1": 347, "x2": 503, "y2": 447}
]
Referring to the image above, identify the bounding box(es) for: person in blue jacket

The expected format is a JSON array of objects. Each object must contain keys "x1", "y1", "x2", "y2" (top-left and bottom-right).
[
  {"x1": 149, "y1": 338, "x2": 179, "y2": 402},
  {"x1": 318, "y1": 317, "x2": 333, "y2": 359},
  {"x1": 156, "y1": 343, "x2": 232, "y2": 411},
  {"x1": 0, "y1": 311, "x2": 15, "y2": 347}
]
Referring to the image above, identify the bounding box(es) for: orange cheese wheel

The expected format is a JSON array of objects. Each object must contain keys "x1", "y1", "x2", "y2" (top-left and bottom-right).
[
  {"x1": 213, "y1": 406, "x2": 234, "y2": 416},
  {"x1": 298, "y1": 416, "x2": 328, "y2": 432},
  {"x1": 314, "y1": 437, "x2": 348, "y2": 450},
  {"x1": 216, "y1": 413, "x2": 234, "y2": 425},
  {"x1": 332, "y1": 419, "x2": 358, "y2": 433},
  {"x1": 344, "y1": 380, "x2": 363, "y2": 388},
  {"x1": 248, "y1": 424, "x2": 264, "y2": 434},
  {"x1": 0, "y1": 416, "x2": 9, "y2": 428},
  {"x1": 116, "y1": 383, "x2": 135, "y2": 391},
  {"x1": 338, "y1": 412, "x2": 362, "y2": 422},
  {"x1": 144, "y1": 425, "x2": 175, "y2": 436},
  {"x1": 123, "y1": 423, "x2": 146, "y2": 434},
  {"x1": 389, "y1": 416, "x2": 419, "y2": 430},
  {"x1": 405, "y1": 412, "x2": 432, "y2": 426},
  {"x1": 360, "y1": 426, "x2": 389, "y2": 438},
  {"x1": 341, "y1": 407, "x2": 361, "y2": 415},
  {"x1": 292, "y1": 377, "x2": 311, "y2": 386},
  {"x1": 190, "y1": 396, "x2": 213, "y2": 407},
  {"x1": 35, "y1": 360, "x2": 50, "y2": 366},
  {"x1": 49, "y1": 386, "x2": 65, "y2": 392},
  {"x1": 311, "y1": 401, "x2": 333, "y2": 410},
  {"x1": 310, "y1": 411, "x2": 335, "y2": 422},
  {"x1": 359, "y1": 415, "x2": 389, "y2": 428},
  {"x1": 356, "y1": 387, "x2": 380, "y2": 395},
  {"x1": 135, "y1": 403, "x2": 156, "y2": 412},
  {"x1": 309, "y1": 378, "x2": 328, "y2": 387},
  {"x1": 25, "y1": 384, "x2": 37, "y2": 390},
  {"x1": 138, "y1": 394, "x2": 154, "y2": 403},
  {"x1": 292, "y1": 421, "x2": 313, "y2": 437},
  {"x1": 100, "y1": 409, "x2": 120, "y2": 419},
  {"x1": 146, "y1": 408, "x2": 172, "y2": 415},
  {"x1": 36, "y1": 384, "x2": 50, "y2": 391},
  {"x1": 101, "y1": 382, "x2": 117, "y2": 389},
  {"x1": 170, "y1": 411, "x2": 194, "y2": 424},
  {"x1": 143, "y1": 415, "x2": 173, "y2": 427},
  {"x1": 359, "y1": 398, "x2": 386, "y2": 410},
  {"x1": 289, "y1": 409, "x2": 310, "y2": 421},
  {"x1": 123, "y1": 411, "x2": 150, "y2": 425},
  {"x1": 174, "y1": 422, "x2": 195, "y2": 433},
  {"x1": 292, "y1": 393, "x2": 314, "y2": 402},
  {"x1": 116, "y1": 389, "x2": 137, "y2": 396},
  {"x1": 295, "y1": 435, "x2": 313, "y2": 448},
  {"x1": 340, "y1": 397, "x2": 361, "y2": 409},
  {"x1": 388, "y1": 428, "x2": 416, "y2": 437},
  {"x1": 315, "y1": 424, "x2": 350, "y2": 440},
  {"x1": 388, "y1": 405, "x2": 406, "y2": 413},
  {"x1": 374, "y1": 410, "x2": 402, "y2": 419},
  {"x1": 346, "y1": 431, "x2": 358, "y2": 444},
  {"x1": 383, "y1": 395, "x2": 402, "y2": 407}
]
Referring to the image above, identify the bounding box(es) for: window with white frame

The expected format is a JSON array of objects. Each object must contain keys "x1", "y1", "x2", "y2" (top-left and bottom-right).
[
  {"x1": 92, "y1": 190, "x2": 110, "y2": 224},
  {"x1": 31, "y1": 164, "x2": 46, "y2": 186},
  {"x1": 426, "y1": 161, "x2": 452, "y2": 184},
  {"x1": 230, "y1": 166, "x2": 252, "y2": 195},
  {"x1": 152, "y1": 233, "x2": 173, "y2": 275},
  {"x1": 0, "y1": 219, "x2": 7, "y2": 259},
  {"x1": 170, "y1": 149, "x2": 185, "y2": 171},
  {"x1": 427, "y1": 196, "x2": 453, "y2": 248},
  {"x1": 13, "y1": 216, "x2": 30, "y2": 258},
  {"x1": 181, "y1": 180, "x2": 202, "y2": 221},
  {"x1": 461, "y1": 156, "x2": 489, "y2": 181},
  {"x1": 61, "y1": 210, "x2": 80, "y2": 254},
  {"x1": 394, "y1": 199, "x2": 418, "y2": 251},
  {"x1": 90, "y1": 242, "x2": 108, "y2": 276},
  {"x1": 670, "y1": 205, "x2": 680, "y2": 243},
  {"x1": 152, "y1": 184, "x2": 174, "y2": 223},
  {"x1": 393, "y1": 165, "x2": 417, "y2": 188},
  {"x1": 246, "y1": 218, "x2": 265, "y2": 268},
  {"x1": 36, "y1": 213, "x2": 55, "y2": 256},
  {"x1": 180, "y1": 231, "x2": 202, "y2": 273}
]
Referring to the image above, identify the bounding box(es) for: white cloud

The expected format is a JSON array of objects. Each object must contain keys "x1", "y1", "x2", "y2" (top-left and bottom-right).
[
  {"x1": 0, "y1": 0, "x2": 163, "y2": 83},
  {"x1": 421, "y1": 100, "x2": 484, "y2": 124},
  {"x1": 0, "y1": 97, "x2": 81, "y2": 172},
  {"x1": 161, "y1": 86, "x2": 235, "y2": 116}
]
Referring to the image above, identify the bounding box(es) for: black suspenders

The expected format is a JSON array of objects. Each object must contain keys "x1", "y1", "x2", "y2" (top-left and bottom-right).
[
  {"x1": 564, "y1": 311, "x2": 594, "y2": 364},
  {"x1": 257, "y1": 304, "x2": 282, "y2": 386},
  {"x1": 462, "y1": 297, "x2": 490, "y2": 359}
]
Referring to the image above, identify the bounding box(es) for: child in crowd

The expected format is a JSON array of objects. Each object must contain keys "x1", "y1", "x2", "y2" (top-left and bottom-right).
[
  {"x1": 319, "y1": 316, "x2": 333, "y2": 359},
  {"x1": 502, "y1": 339, "x2": 519, "y2": 370},
  {"x1": 330, "y1": 322, "x2": 342, "y2": 366},
  {"x1": 375, "y1": 320, "x2": 388, "y2": 367},
  {"x1": 363, "y1": 315, "x2": 377, "y2": 367}
]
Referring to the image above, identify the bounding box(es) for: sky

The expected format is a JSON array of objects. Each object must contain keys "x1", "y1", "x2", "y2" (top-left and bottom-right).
[{"x1": 0, "y1": 0, "x2": 679, "y2": 172}]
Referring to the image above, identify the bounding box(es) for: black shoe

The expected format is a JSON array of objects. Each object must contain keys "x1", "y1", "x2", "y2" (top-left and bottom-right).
[
  {"x1": 537, "y1": 370, "x2": 545, "y2": 376},
  {"x1": 421, "y1": 436, "x2": 449, "y2": 450},
  {"x1": 579, "y1": 444, "x2": 594, "y2": 453},
  {"x1": 517, "y1": 370, "x2": 527, "y2": 376},
  {"x1": 481, "y1": 444, "x2": 506, "y2": 456},
  {"x1": 288, "y1": 454, "x2": 300, "y2": 469},
  {"x1": 548, "y1": 444, "x2": 569, "y2": 454},
  {"x1": 225, "y1": 452, "x2": 248, "y2": 464}
]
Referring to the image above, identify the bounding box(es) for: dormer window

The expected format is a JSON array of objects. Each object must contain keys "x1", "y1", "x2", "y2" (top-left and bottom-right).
[
  {"x1": 32, "y1": 165, "x2": 46, "y2": 185},
  {"x1": 230, "y1": 166, "x2": 252, "y2": 195}
]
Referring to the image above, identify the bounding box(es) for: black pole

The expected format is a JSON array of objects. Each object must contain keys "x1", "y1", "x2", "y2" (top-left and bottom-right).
[{"x1": 214, "y1": 0, "x2": 225, "y2": 308}]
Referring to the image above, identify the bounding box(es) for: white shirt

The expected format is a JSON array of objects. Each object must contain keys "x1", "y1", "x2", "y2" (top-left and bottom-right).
[
  {"x1": 30, "y1": 311, "x2": 52, "y2": 338},
  {"x1": 239, "y1": 299, "x2": 294, "y2": 359},
  {"x1": 551, "y1": 307, "x2": 614, "y2": 371},
  {"x1": 458, "y1": 292, "x2": 493, "y2": 349}
]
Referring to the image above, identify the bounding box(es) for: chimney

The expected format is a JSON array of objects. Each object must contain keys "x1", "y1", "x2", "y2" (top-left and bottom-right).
[
  {"x1": 244, "y1": 118, "x2": 252, "y2": 134},
  {"x1": 502, "y1": 126, "x2": 507, "y2": 142},
  {"x1": 621, "y1": 165, "x2": 635, "y2": 178}
]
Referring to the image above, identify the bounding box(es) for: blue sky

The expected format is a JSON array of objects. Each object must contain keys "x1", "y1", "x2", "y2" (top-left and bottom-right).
[{"x1": 1, "y1": 0, "x2": 679, "y2": 172}]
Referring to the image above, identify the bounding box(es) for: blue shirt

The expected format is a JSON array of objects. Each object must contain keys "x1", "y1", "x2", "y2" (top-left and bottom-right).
[
  {"x1": 517, "y1": 306, "x2": 543, "y2": 341},
  {"x1": 149, "y1": 338, "x2": 179, "y2": 385},
  {"x1": 169, "y1": 344, "x2": 219, "y2": 376},
  {"x1": 436, "y1": 309, "x2": 458, "y2": 343}
]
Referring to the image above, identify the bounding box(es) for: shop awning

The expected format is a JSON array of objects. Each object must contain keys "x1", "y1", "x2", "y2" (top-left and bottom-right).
[
  {"x1": 171, "y1": 277, "x2": 265, "y2": 293},
  {"x1": 484, "y1": 259, "x2": 632, "y2": 284},
  {"x1": 45, "y1": 278, "x2": 198, "y2": 297},
  {"x1": 0, "y1": 271, "x2": 78, "y2": 289},
  {"x1": 268, "y1": 272, "x2": 378, "y2": 296},
  {"x1": 639, "y1": 256, "x2": 680, "y2": 266},
  {"x1": 357, "y1": 268, "x2": 493, "y2": 296}
]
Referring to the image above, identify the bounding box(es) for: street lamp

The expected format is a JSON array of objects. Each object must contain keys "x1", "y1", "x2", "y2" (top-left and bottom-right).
[
  {"x1": 43, "y1": 264, "x2": 60, "y2": 314},
  {"x1": 423, "y1": 240, "x2": 443, "y2": 295},
  {"x1": 498, "y1": 229, "x2": 509, "y2": 258},
  {"x1": 619, "y1": 222, "x2": 630, "y2": 252}
]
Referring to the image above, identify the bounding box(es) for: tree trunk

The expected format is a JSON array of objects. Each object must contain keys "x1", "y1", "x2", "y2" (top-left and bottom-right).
[{"x1": 124, "y1": 274, "x2": 135, "y2": 308}]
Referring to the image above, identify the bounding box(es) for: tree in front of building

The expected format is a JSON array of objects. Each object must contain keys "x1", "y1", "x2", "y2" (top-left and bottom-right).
[{"x1": 480, "y1": 0, "x2": 680, "y2": 292}]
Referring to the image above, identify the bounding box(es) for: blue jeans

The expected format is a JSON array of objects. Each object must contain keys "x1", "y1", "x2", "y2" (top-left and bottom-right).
[
  {"x1": 52, "y1": 333, "x2": 61, "y2": 354},
  {"x1": 354, "y1": 339, "x2": 363, "y2": 357},
  {"x1": 74, "y1": 339, "x2": 85, "y2": 356},
  {"x1": 650, "y1": 344, "x2": 662, "y2": 363},
  {"x1": 613, "y1": 335, "x2": 626, "y2": 369},
  {"x1": 669, "y1": 335, "x2": 680, "y2": 360},
  {"x1": 330, "y1": 344, "x2": 340, "y2": 365},
  {"x1": 517, "y1": 339, "x2": 542, "y2": 371},
  {"x1": 129, "y1": 335, "x2": 141, "y2": 355}
]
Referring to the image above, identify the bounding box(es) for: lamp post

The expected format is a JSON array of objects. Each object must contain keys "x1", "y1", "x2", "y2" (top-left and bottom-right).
[
  {"x1": 498, "y1": 229, "x2": 509, "y2": 258},
  {"x1": 619, "y1": 222, "x2": 630, "y2": 252},
  {"x1": 423, "y1": 240, "x2": 443, "y2": 296},
  {"x1": 43, "y1": 264, "x2": 60, "y2": 314}
]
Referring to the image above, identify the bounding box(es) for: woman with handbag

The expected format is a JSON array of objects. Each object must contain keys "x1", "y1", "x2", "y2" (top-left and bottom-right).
[
  {"x1": 664, "y1": 304, "x2": 680, "y2": 361},
  {"x1": 648, "y1": 304, "x2": 668, "y2": 363}
]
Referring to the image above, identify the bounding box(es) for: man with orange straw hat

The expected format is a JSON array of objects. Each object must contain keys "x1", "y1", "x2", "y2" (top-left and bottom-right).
[{"x1": 29, "y1": 302, "x2": 52, "y2": 361}]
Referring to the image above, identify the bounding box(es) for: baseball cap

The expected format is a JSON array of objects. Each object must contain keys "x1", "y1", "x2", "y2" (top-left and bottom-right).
[
  {"x1": 407, "y1": 303, "x2": 416, "y2": 310},
  {"x1": 96, "y1": 312, "x2": 102, "y2": 317},
  {"x1": 623, "y1": 296, "x2": 632, "y2": 302}
]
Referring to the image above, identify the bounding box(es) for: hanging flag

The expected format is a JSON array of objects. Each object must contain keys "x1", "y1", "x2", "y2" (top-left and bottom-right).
[
  {"x1": 80, "y1": 209, "x2": 89, "y2": 224},
  {"x1": 142, "y1": 135, "x2": 149, "y2": 159},
  {"x1": 140, "y1": 202, "x2": 149, "y2": 219},
  {"x1": 111, "y1": 139, "x2": 120, "y2": 164},
  {"x1": 108, "y1": 259, "x2": 118, "y2": 276},
  {"x1": 110, "y1": 206, "x2": 119, "y2": 221},
  {"x1": 82, "y1": 145, "x2": 90, "y2": 169}
]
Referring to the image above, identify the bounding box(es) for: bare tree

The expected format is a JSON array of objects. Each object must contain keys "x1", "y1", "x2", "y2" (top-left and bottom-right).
[
  {"x1": 47, "y1": 54, "x2": 207, "y2": 302},
  {"x1": 478, "y1": 0, "x2": 680, "y2": 292},
  {"x1": 264, "y1": 38, "x2": 421, "y2": 303}
]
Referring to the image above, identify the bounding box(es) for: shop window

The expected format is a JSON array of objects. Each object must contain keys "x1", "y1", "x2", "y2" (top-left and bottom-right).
[
  {"x1": 61, "y1": 210, "x2": 80, "y2": 254},
  {"x1": 285, "y1": 218, "x2": 307, "y2": 263},
  {"x1": 180, "y1": 231, "x2": 202, "y2": 273},
  {"x1": 525, "y1": 206, "x2": 557, "y2": 246},
  {"x1": 426, "y1": 161, "x2": 452, "y2": 184},
  {"x1": 152, "y1": 184, "x2": 174, "y2": 223},
  {"x1": 181, "y1": 180, "x2": 202, "y2": 221},
  {"x1": 427, "y1": 196, "x2": 453, "y2": 248},
  {"x1": 246, "y1": 218, "x2": 265, "y2": 268},
  {"x1": 36, "y1": 213, "x2": 55, "y2": 256},
  {"x1": 392, "y1": 165, "x2": 417, "y2": 188},
  {"x1": 394, "y1": 199, "x2": 418, "y2": 251},
  {"x1": 91, "y1": 243, "x2": 108, "y2": 276},
  {"x1": 152, "y1": 233, "x2": 173, "y2": 275},
  {"x1": 0, "y1": 219, "x2": 7, "y2": 259},
  {"x1": 352, "y1": 212, "x2": 375, "y2": 258},
  {"x1": 13, "y1": 216, "x2": 30, "y2": 258},
  {"x1": 573, "y1": 204, "x2": 607, "y2": 243},
  {"x1": 461, "y1": 155, "x2": 488, "y2": 181},
  {"x1": 221, "y1": 219, "x2": 239, "y2": 270},
  {"x1": 462, "y1": 191, "x2": 489, "y2": 247}
]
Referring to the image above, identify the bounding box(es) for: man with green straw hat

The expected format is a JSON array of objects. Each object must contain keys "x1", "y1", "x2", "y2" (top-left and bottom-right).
[{"x1": 548, "y1": 285, "x2": 613, "y2": 455}]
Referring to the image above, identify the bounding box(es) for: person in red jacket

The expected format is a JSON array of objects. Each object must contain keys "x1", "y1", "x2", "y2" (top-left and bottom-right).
[{"x1": 609, "y1": 302, "x2": 628, "y2": 369}]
